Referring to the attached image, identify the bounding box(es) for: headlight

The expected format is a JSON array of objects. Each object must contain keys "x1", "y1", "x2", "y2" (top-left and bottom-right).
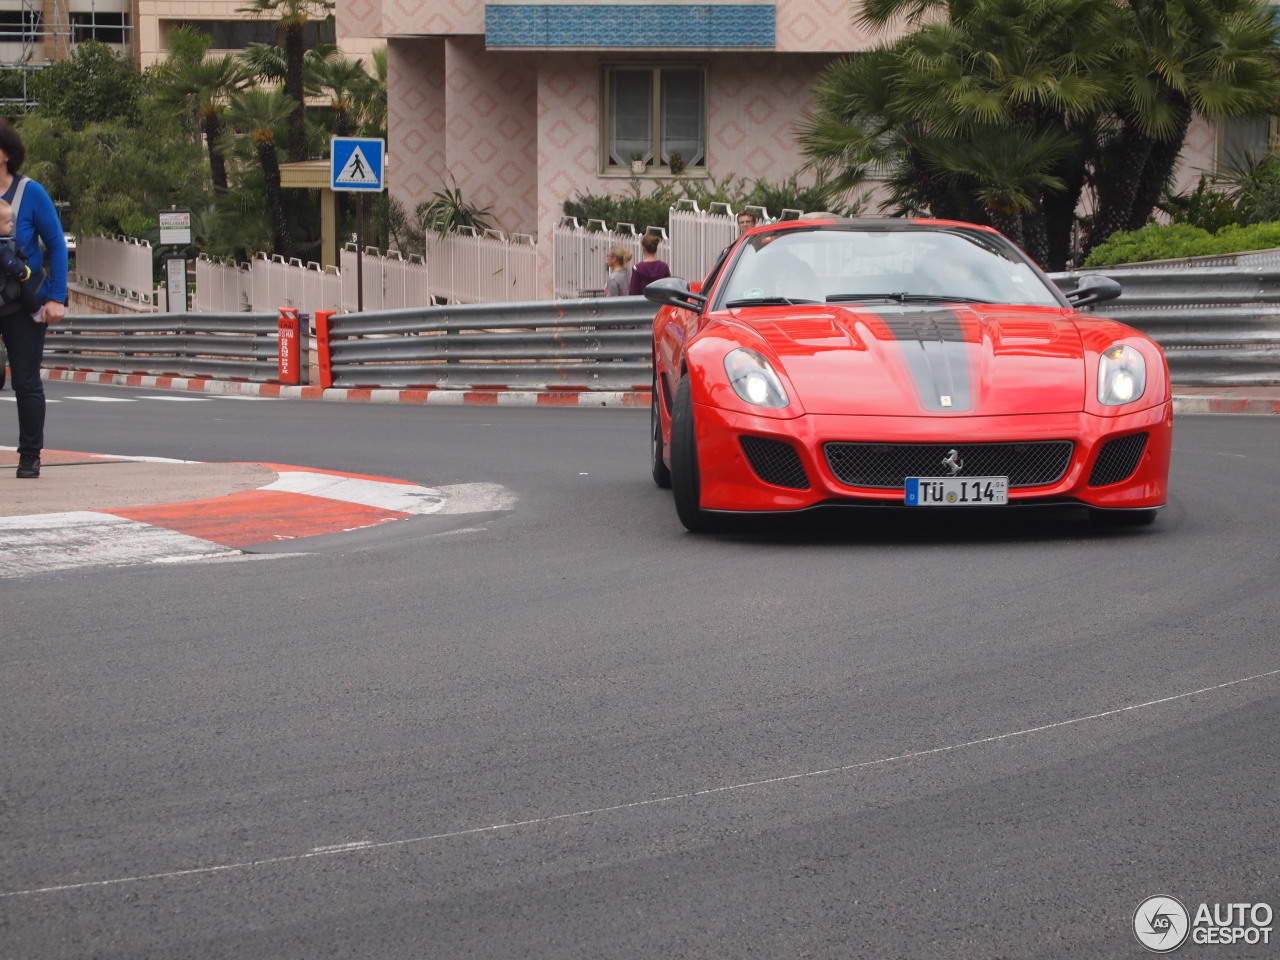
[
  {"x1": 724, "y1": 348, "x2": 789, "y2": 408},
  {"x1": 1098, "y1": 344, "x2": 1146, "y2": 406}
]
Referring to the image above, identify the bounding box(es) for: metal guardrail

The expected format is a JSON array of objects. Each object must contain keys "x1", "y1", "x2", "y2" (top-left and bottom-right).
[
  {"x1": 45, "y1": 264, "x2": 1280, "y2": 389},
  {"x1": 43, "y1": 312, "x2": 283, "y2": 381},
  {"x1": 324, "y1": 296, "x2": 656, "y2": 390},
  {"x1": 1052, "y1": 265, "x2": 1280, "y2": 385}
]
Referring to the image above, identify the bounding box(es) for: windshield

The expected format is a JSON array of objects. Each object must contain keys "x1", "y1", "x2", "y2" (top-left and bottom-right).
[{"x1": 715, "y1": 226, "x2": 1064, "y2": 309}]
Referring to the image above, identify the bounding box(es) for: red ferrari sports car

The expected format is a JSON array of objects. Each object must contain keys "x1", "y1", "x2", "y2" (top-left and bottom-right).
[{"x1": 645, "y1": 218, "x2": 1171, "y2": 532}]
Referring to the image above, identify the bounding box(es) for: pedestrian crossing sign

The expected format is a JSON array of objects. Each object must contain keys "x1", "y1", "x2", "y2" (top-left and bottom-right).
[{"x1": 331, "y1": 137, "x2": 385, "y2": 192}]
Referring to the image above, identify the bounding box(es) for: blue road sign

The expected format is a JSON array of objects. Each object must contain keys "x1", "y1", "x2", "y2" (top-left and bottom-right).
[{"x1": 331, "y1": 137, "x2": 385, "y2": 192}]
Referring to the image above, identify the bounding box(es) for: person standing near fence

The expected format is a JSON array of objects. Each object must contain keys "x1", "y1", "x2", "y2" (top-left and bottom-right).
[
  {"x1": 0, "y1": 117, "x2": 69, "y2": 479},
  {"x1": 604, "y1": 245, "x2": 632, "y2": 297},
  {"x1": 628, "y1": 233, "x2": 671, "y2": 295}
]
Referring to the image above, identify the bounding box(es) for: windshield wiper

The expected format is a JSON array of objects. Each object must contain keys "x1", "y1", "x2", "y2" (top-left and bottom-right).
[
  {"x1": 724, "y1": 296, "x2": 821, "y2": 307},
  {"x1": 896, "y1": 293, "x2": 991, "y2": 304},
  {"x1": 827, "y1": 292, "x2": 992, "y2": 305},
  {"x1": 827, "y1": 292, "x2": 910, "y2": 303}
]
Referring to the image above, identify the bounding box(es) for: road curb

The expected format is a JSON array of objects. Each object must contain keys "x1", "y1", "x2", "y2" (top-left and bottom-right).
[
  {"x1": 1171, "y1": 395, "x2": 1280, "y2": 416},
  {"x1": 41, "y1": 369, "x2": 650, "y2": 408},
  {"x1": 41, "y1": 368, "x2": 1277, "y2": 414}
]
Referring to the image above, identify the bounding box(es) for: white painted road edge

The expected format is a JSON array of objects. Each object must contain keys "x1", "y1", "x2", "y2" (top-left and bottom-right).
[{"x1": 3, "y1": 667, "x2": 1276, "y2": 899}]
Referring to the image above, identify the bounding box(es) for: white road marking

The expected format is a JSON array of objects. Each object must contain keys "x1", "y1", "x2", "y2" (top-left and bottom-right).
[
  {"x1": 434, "y1": 482, "x2": 518, "y2": 514},
  {"x1": 137, "y1": 396, "x2": 214, "y2": 401},
  {"x1": 61, "y1": 396, "x2": 136, "y2": 402},
  {"x1": 4, "y1": 668, "x2": 1275, "y2": 899},
  {"x1": 0, "y1": 512, "x2": 237, "y2": 578},
  {"x1": 262, "y1": 472, "x2": 447, "y2": 514}
]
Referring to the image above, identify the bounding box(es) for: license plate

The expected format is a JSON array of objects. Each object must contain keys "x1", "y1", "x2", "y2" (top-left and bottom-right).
[{"x1": 905, "y1": 476, "x2": 1008, "y2": 506}]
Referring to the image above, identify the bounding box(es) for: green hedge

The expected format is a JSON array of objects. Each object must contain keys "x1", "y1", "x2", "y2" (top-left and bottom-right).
[{"x1": 1084, "y1": 221, "x2": 1280, "y2": 267}]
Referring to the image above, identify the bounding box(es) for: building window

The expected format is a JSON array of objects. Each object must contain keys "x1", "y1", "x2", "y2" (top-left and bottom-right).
[
  {"x1": 1218, "y1": 115, "x2": 1279, "y2": 171},
  {"x1": 163, "y1": 18, "x2": 336, "y2": 51},
  {"x1": 0, "y1": 10, "x2": 42, "y2": 40},
  {"x1": 604, "y1": 65, "x2": 706, "y2": 174},
  {"x1": 72, "y1": 12, "x2": 129, "y2": 44}
]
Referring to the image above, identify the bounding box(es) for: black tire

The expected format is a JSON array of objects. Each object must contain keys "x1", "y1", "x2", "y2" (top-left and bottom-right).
[
  {"x1": 670, "y1": 376, "x2": 712, "y2": 532},
  {"x1": 1089, "y1": 507, "x2": 1158, "y2": 527},
  {"x1": 651, "y1": 373, "x2": 672, "y2": 488}
]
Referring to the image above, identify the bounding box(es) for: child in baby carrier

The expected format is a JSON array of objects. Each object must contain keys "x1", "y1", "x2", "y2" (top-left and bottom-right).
[{"x1": 0, "y1": 196, "x2": 42, "y2": 318}]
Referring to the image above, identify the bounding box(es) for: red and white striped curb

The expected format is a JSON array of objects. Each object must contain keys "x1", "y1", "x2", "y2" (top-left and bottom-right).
[
  {"x1": 0, "y1": 456, "x2": 516, "y2": 578},
  {"x1": 41, "y1": 368, "x2": 1279, "y2": 414},
  {"x1": 42, "y1": 369, "x2": 650, "y2": 407}
]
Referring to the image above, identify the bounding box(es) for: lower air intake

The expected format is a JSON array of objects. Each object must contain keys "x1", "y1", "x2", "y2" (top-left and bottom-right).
[
  {"x1": 1088, "y1": 433, "x2": 1148, "y2": 487},
  {"x1": 740, "y1": 436, "x2": 810, "y2": 490}
]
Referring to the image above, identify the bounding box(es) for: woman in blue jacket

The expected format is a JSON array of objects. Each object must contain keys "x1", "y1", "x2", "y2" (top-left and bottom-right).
[{"x1": 0, "y1": 117, "x2": 68, "y2": 479}]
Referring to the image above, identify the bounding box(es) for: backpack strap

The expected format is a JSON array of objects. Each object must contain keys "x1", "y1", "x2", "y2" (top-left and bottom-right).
[{"x1": 10, "y1": 175, "x2": 27, "y2": 220}]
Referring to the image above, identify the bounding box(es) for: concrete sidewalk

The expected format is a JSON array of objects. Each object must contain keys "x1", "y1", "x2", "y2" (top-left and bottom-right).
[{"x1": 0, "y1": 449, "x2": 276, "y2": 516}]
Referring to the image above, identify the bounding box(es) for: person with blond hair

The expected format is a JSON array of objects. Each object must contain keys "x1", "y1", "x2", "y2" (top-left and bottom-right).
[{"x1": 603, "y1": 245, "x2": 633, "y2": 297}]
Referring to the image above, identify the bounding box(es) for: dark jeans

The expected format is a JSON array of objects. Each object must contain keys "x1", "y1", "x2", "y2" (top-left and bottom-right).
[{"x1": 0, "y1": 307, "x2": 46, "y2": 457}]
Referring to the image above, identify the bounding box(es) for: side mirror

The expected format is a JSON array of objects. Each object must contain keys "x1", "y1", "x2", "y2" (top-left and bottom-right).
[
  {"x1": 1065, "y1": 274, "x2": 1122, "y2": 308},
  {"x1": 644, "y1": 276, "x2": 707, "y2": 313}
]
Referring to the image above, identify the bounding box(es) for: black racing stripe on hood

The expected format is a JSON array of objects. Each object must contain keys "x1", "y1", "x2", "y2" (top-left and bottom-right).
[{"x1": 878, "y1": 310, "x2": 971, "y2": 412}]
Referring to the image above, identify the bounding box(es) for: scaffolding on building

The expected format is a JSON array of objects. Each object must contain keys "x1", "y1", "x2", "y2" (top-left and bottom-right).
[{"x1": 1, "y1": 0, "x2": 135, "y2": 112}]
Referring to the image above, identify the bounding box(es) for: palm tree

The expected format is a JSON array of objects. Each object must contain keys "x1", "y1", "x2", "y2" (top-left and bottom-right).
[
  {"x1": 151, "y1": 26, "x2": 251, "y2": 192},
  {"x1": 806, "y1": 0, "x2": 1280, "y2": 267},
  {"x1": 236, "y1": 0, "x2": 335, "y2": 162},
  {"x1": 311, "y1": 55, "x2": 371, "y2": 137},
  {"x1": 224, "y1": 86, "x2": 297, "y2": 257},
  {"x1": 803, "y1": 0, "x2": 1116, "y2": 265},
  {"x1": 1086, "y1": 0, "x2": 1280, "y2": 254},
  {"x1": 360, "y1": 46, "x2": 388, "y2": 140}
]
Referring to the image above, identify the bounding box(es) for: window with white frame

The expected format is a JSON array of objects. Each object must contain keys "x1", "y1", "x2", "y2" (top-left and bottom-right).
[{"x1": 604, "y1": 65, "x2": 706, "y2": 174}]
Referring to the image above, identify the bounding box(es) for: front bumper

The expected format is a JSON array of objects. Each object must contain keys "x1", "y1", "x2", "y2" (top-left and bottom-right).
[{"x1": 693, "y1": 402, "x2": 1173, "y2": 512}]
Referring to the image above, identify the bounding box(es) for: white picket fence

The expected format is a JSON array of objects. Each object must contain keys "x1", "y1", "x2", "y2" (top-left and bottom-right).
[
  {"x1": 79, "y1": 203, "x2": 789, "y2": 314},
  {"x1": 345, "y1": 229, "x2": 539, "y2": 310},
  {"x1": 552, "y1": 218, "x2": 669, "y2": 298},
  {"x1": 75, "y1": 234, "x2": 159, "y2": 305}
]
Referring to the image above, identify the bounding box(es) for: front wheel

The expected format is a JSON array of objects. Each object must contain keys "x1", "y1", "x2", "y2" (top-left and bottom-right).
[{"x1": 669, "y1": 376, "x2": 714, "y2": 532}]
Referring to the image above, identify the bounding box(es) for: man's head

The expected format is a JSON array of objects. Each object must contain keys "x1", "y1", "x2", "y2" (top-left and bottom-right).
[{"x1": 736, "y1": 211, "x2": 757, "y2": 235}]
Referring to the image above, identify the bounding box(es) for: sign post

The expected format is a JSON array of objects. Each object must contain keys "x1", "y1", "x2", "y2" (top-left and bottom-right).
[
  {"x1": 330, "y1": 137, "x2": 386, "y2": 313},
  {"x1": 165, "y1": 256, "x2": 188, "y2": 313},
  {"x1": 159, "y1": 209, "x2": 192, "y2": 313}
]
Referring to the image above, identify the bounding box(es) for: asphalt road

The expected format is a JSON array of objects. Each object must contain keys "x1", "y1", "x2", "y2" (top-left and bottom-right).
[{"x1": 2, "y1": 380, "x2": 1278, "y2": 959}]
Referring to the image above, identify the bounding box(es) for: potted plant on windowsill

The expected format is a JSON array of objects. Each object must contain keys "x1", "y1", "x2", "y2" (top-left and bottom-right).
[
  {"x1": 667, "y1": 151, "x2": 685, "y2": 175},
  {"x1": 629, "y1": 153, "x2": 646, "y2": 175}
]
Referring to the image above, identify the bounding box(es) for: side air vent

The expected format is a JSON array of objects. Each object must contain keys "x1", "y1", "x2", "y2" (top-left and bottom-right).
[
  {"x1": 1088, "y1": 433, "x2": 1148, "y2": 487},
  {"x1": 740, "y1": 436, "x2": 810, "y2": 490}
]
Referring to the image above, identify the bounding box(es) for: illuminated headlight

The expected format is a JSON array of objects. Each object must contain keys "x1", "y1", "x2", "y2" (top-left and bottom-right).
[
  {"x1": 1098, "y1": 344, "x2": 1146, "y2": 406},
  {"x1": 724, "y1": 348, "x2": 789, "y2": 408}
]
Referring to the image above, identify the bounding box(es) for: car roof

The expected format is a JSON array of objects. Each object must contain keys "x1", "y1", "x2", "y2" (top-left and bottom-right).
[{"x1": 745, "y1": 217, "x2": 1003, "y2": 236}]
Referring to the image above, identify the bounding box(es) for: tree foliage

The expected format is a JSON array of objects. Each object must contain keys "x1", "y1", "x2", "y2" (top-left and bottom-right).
[
  {"x1": 801, "y1": 0, "x2": 1280, "y2": 269},
  {"x1": 28, "y1": 40, "x2": 146, "y2": 130}
]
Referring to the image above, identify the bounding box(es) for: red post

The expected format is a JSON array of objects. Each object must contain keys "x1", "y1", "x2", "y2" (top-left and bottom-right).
[
  {"x1": 314, "y1": 309, "x2": 335, "y2": 389},
  {"x1": 278, "y1": 307, "x2": 300, "y2": 385}
]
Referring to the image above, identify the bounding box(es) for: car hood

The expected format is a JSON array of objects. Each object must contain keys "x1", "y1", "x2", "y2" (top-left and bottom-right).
[{"x1": 736, "y1": 302, "x2": 1088, "y2": 416}]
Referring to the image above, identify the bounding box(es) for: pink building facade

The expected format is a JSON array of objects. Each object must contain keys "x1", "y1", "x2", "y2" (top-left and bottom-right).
[{"x1": 337, "y1": 0, "x2": 1222, "y2": 297}]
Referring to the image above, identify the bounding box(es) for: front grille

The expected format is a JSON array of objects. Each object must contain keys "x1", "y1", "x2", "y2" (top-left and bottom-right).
[
  {"x1": 1088, "y1": 433, "x2": 1148, "y2": 487},
  {"x1": 824, "y1": 440, "x2": 1073, "y2": 489},
  {"x1": 740, "y1": 436, "x2": 810, "y2": 489}
]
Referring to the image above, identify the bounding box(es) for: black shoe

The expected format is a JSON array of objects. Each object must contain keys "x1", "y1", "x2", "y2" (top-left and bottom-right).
[{"x1": 16, "y1": 455, "x2": 40, "y2": 478}]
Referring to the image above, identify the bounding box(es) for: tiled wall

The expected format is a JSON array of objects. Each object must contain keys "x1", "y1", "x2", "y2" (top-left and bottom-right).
[{"x1": 485, "y1": 4, "x2": 775, "y2": 48}]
